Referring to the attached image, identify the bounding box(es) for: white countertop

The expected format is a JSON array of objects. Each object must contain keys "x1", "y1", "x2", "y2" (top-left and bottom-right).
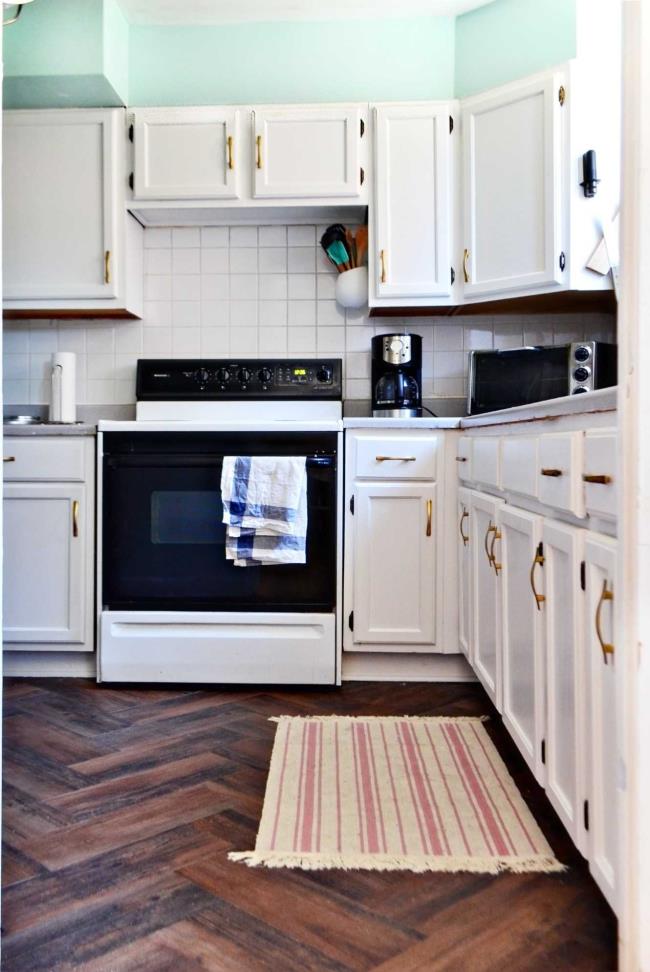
[
  {"x1": 343, "y1": 417, "x2": 461, "y2": 429},
  {"x1": 3, "y1": 423, "x2": 96, "y2": 436},
  {"x1": 460, "y1": 386, "x2": 617, "y2": 428}
]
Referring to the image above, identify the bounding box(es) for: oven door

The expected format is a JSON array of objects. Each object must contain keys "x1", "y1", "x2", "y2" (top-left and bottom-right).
[{"x1": 102, "y1": 431, "x2": 338, "y2": 612}]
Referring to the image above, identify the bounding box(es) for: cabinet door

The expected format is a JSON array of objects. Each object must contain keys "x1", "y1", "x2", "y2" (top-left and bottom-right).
[
  {"x1": 499, "y1": 505, "x2": 546, "y2": 783},
  {"x1": 583, "y1": 533, "x2": 618, "y2": 912},
  {"x1": 352, "y1": 482, "x2": 435, "y2": 647},
  {"x1": 3, "y1": 109, "x2": 119, "y2": 300},
  {"x1": 132, "y1": 107, "x2": 240, "y2": 200},
  {"x1": 470, "y1": 490, "x2": 504, "y2": 709},
  {"x1": 458, "y1": 486, "x2": 472, "y2": 660},
  {"x1": 3, "y1": 483, "x2": 87, "y2": 646},
  {"x1": 461, "y1": 71, "x2": 564, "y2": 298},
  {"x1": 374, "y1": 104, "x2": 451, "y2": 298},
  {"x1": 252, "y1": 106, "x2": 362, "y2": 198},
  {"x1": 542, "y1": 519, "x2": 586, "y2": 852}
]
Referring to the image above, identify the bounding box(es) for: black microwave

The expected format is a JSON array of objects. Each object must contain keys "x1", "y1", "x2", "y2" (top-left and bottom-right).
[{"x1": 467, "y1": 342, "x2": 617, "y2": 416}]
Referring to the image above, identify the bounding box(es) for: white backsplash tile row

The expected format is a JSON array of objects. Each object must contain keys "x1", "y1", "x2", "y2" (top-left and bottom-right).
[{"x1": 3, "y1": 225, "x2": 616, "y2": 407}]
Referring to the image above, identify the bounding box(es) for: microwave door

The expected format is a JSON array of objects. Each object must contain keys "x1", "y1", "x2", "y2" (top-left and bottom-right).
[{"x1": 469, "y1": 347, "x2": 570, "y2": 414}]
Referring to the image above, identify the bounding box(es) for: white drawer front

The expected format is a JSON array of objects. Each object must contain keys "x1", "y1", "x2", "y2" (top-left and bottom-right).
[
  {"x1": 354, "y1": 435, "x2": 437, "y2": 480},
  {"x1": 3, "y1": 437, "x2": 88, "y2": 482},
  {"x1": 471, "y1": 436, "x2": 501, "y2": 488},
  {"x1": 538, "y1": 432, "x2": 584, "y2": 516},
  {"x1": 456, "y1": 436, "x2": 472, "y2": 480},
  {"x1": 501, "y1": 435, "x2": 539, "y2": 498},
  {"x1": 583, "y1": 430, "x2": 617, "y2": 519}
]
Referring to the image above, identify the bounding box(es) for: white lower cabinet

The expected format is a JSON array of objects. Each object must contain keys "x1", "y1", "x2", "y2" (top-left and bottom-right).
[
  {"x1": 583, "y1": 533, "x2": 618, "y2": 912},
  {"x1": 542, "y1": 519, "x2": 587, "y2": 853},
  {"x1": 498, "y1": 505, "x2": 546, "y2": 784},
  {"x1": 470, "y1": 490, "x2": 504, "y2": 709},
  {"x1": 457, "y1": 486, "x2": 472, "y2": 660}
]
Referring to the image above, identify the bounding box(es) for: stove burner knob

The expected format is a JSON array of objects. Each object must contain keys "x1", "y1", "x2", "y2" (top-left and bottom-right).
[
  {"x1": 317, "y1": 366, "x2": 333, "y2": 383},
  {"x1": 237, "y1": 367, "x2": 252, "y2": 384},
  {"x1": 195, "y1": 367, "x2": 211, "y2": 384},
  {"x1": 258, "y1": 367, "x2": 273, "y2": 384},
  {"x1": 216, "y1": 367, "x2": 230, "y2": 383}
]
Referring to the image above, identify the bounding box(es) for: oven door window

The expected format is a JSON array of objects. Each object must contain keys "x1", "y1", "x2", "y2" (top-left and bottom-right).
[{"x1": 102, "y1": 450, "x2": 336, "y2": 612}]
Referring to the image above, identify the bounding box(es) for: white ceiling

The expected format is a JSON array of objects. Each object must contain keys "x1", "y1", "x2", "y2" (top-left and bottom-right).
[{"x1": 117, "y1": 0, "x2": 494, "y2": 26}]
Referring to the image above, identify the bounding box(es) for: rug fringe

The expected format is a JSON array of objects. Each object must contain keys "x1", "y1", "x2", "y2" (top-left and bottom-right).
[
  {"x1": 227, "y1": 850, "x2": 565, "y2": 874},
  {"x1": 268, "y1": 714, "x2": 490, "y2": 724}
]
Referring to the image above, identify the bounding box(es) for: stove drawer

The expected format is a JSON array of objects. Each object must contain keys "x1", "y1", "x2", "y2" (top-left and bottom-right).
[{"x1": 353, "y1": 433, "x2": 438, "y2": 480}]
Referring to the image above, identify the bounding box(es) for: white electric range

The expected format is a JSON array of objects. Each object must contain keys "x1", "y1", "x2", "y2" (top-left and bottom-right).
[{"x1": 97, "y1": 358, "x2": 343, "y2": 685}]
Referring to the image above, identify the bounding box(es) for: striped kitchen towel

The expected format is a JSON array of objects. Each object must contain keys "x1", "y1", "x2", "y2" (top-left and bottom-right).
[{"x1": 221, "y1": 456, "x2": 307, "y2": 566}]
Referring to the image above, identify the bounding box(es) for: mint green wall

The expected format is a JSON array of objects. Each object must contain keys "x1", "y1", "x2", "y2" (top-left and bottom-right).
[
  {"x1": 128, "y1": 18, "x2": 455, "y2": 106},
  {"x1": 103, "y1": 0, "x2": 129, "y2": 103},
  {"x1": 455, "y1": 0, "x2": 576, "y2": 98}
]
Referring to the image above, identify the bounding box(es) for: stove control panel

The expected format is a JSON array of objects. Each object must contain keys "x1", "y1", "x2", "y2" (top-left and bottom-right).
[{"x1": 136, "y1": 358, "x2": 342, "y2": 401}]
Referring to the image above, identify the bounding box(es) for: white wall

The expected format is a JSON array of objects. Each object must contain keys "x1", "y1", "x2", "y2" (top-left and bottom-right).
[{"x1": 3, "y1": 223, "x2": 615, "y2": 409}]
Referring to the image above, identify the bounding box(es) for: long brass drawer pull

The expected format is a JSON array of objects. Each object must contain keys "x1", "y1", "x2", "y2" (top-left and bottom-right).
[
  {"x1": 380, "y1": 249, "x2": 387, "y2": 284},
  {"x1": 227, "y1": 134, "x2": 234, "y2": 170},
  {"x1": 541, "y1": 468, "x2": 563, "y2": 477},
  {"x1": 463, "y1": 248, "x2": 470, "y2": 283},
  {"x1": 256, "y1": 134, "x2": 262, "y2": 169},
  {"x1": 375, "y1": 455, "x2": 416, "y2": 462},
  {"x1": 583, "y1": 474, "x2": 612, "y2": 485},
  {"x1": 595, "y1": 579, "x2": 614, "y2": 664},
  {"x1": 529, "y1": 544, "x2": 545, "y2": 610},
  {"x1": 72, "y1": 500, "x2": 79, "y2": 538},
  {"x1": 426, "y1": 499, "x2": 432, "y2": 537},
  {"x1": 455, "y1": 456, "x2": 467, "y2": 463},
  {"x1": 484, "y1": 521, "x2": 496, "y2": 565},
  {"x1": 490, "y1": 527, "x2": 502, "y2": 575},
  {"x1": 104, "y1": 249, "x2": 111, "y2": 285},
  {"x1": 3, "y1": 456, "x2": 16, "y2": 463},
  {"x1": 459, "y1": 508, "x2": 469, "y2": 545}
]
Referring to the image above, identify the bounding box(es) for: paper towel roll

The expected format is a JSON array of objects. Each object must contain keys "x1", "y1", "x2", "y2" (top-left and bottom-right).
[{"x1": 50, "y1": 352, "x2": 76, "y2": 423}]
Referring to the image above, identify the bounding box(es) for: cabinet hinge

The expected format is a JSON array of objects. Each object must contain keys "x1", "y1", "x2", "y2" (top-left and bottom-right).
[
  {"x1": 349, "y1": 494, "x2": 354, "y2": 515},
  {"x1": 128, "y1": 172, "x2": 134, "y2": 191},
  {"x1": 449, "y1": 115, "x2": 454, "y2": 134},
  {"x1": 128, "y1": 123, "x2": 134, "y2": 143},
  {"x1": 583, "y1": 798, "x2": 590, "y2": 831},
  {"x1": 558, "y1": 85, "x2": 566, "y2": 106},
  {"x1": 580, "y1": 560, "x2": 586, "y2": 591},
  {"x1": 541, "y1": 739, "x2": 546, "y2": 765},
  {"x1": 348, "y1": 611, "x2": 354, "y2": 632},
  {"x1": 360, "y1": 167, "x2": 365, "y2": 186},
  {"x1": 559, "y1": 251, "x2": 566, "y2": 272},
  {"x1": 451, "y1": 267, "x2": 455, "y2": 286},
  {"x1": 360, "y1": 117, "x2": 365, "y2": 138}
]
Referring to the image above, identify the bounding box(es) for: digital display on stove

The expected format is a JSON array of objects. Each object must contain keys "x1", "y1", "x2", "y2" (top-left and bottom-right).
[{"x1": 293, "y1": 369, "x2": 307, "y2": 376}]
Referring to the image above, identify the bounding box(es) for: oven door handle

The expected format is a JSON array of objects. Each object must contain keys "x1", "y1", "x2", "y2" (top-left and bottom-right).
[{"x1": 106, "y1": 454, "x2": 336, "y2": 468}]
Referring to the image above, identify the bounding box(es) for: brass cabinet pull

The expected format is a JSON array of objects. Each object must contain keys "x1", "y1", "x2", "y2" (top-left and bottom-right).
[
  {"x1": 72, "y1": 500, "x2": 80, "y2": 538},
  {"x1": 529, "y1": 544, "x2": 545, "y2": 610},
  {"x1": 380, "y1": 249, "x2": 387, "y2": 284},
  {"x1": 375, "y1": 455, "x2": 416, "y2": 462},
  {"x1": 463, "y1": 248, "x2": 470, "y2": 283},
  {"x1": 459, "y1": 508, "x2": 469, "y2": 546},
  {"x1": 484, "y1": 521, "x2": 496, "y2": 564},
  {"x1": 104, "y1": 250, "x2": 111, "y2": 285},
  {"x1": 541, "y1": 468, "x2": 563, "y2": 477},
  {"x1": 426, "y1": 499, "x2": 432, "y2": 537},
  {"x1": 256, "y1": 134, "x2": 262, "y2": 169},
  {"x1": 583, "y1": 474, "x2": 612, "y2": 485},
  {"x1": 3, "y1": 456, "x2": 16, "y2": 463},
  {"x1": 490, "y1": 527, "x2": 502, "y2": 575},
  {"x1": 227, "y1": 135, "x2": 234, "y2": 170},
  {"x1": 595, "y1": 579, "x2": 614, "y2": 664},
  {"x1": 455, "y1": 456, "x2": 467, "y2": 463}
]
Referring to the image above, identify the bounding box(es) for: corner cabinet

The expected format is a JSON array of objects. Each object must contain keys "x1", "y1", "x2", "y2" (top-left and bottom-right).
[
  {"x1": 370, "y1": 103, "x2": 455, "y2": 307},
  {"x1": 3, "y1": 109, "x2": 143, "y2": 319},
  {"x1": 3, "y1": 437, "x2": 95, "y2": 654}
]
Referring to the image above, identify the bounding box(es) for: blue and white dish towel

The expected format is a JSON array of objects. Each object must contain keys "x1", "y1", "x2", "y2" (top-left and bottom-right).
[{"x1": 221, "y1": 456, "x2": 307, "y2": 566}]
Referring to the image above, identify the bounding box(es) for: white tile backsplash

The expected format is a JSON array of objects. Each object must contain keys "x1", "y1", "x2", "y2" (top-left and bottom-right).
[{"x1": 3, "y1": 223, "x2": 617, "y2": 408}]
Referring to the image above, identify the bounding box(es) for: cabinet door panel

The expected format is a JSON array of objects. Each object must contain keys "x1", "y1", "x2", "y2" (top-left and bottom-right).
[
  {"x1": 374, "y1": 105, "x2": 451, "y2": 297},
  {"x1": 470, "y1": 491, "x2": 504, "y2": 709},
  {"x1": 458, "y1": 487, "x2": 472, "y2": 660},
  {"x1": 353, "y1": 483, "x2": 435, "y2": 646},
  {"x1": 583, "y1": 430, "x2": 617, "y2": 519},
  {"x1": 542, "y1": 519, "x2": 586, "y2": 852},
  {"x1": 499, "y1": 505, "x2": 545, "y2": 783},
  {"x1": 584, "y1": 533, "x2": 618, "y2": 912},
  {"x1": 462, "y1": 72, "x2": 564, "y2": 298},
  {"x1": 253, "y1": 107, "x2": 361, "y2": 198},
  {"x1": 133, "y1": 108, "x2": 240, "y2": 199},
  {"x1": 3, "y1": 484, "x2": 86, "y2": 645},
  {"x1": 3, "y1": 110, "x2": 118, "y2": 300}
]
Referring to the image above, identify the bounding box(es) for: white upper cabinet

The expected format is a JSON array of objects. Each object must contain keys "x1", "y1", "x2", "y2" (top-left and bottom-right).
[
  {"x1": 372, "y1": 103, "x2": 453, "y2": 303},
  {"x1": 461, "y1": 70, "x2": 565, "y2": 299},
  {"x1": 252, "y1": 105, "x2": 365, "y2": 199},
  {"x1": 131, "y1": 107, "x2": 240, "y2": 199}
]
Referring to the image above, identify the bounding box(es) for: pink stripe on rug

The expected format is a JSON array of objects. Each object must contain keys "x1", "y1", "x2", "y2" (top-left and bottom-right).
[
  {"x1": 365, "y1": 724, "x2": 388, "y2": 854},
  {"x1": 270, "y1": 721, "x2": 292, "y2": 851},
  {"x1": 425, "y1": 724, "x2": 472, "y2": 857},
  {"x1": 380, "y1": 723, "x2": 407, "y2": 855},
  {"x1": 445, "y1": 724, "x2": 510, "y2": 856}
]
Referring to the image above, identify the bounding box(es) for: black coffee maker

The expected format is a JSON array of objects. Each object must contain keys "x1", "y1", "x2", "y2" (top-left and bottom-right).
[{"x1": 371, "y1": 333, "x2": 422, "y2": 417}]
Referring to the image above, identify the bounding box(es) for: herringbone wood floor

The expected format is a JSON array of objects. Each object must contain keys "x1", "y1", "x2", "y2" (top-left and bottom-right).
[{"x1": 1, "y1": 678, "x2": 616, "y2": 971}]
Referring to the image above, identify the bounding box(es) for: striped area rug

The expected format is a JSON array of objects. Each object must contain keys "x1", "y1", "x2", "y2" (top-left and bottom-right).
[{"x1": 229, "y1": 715, "x2": 565, "y2": 874}]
